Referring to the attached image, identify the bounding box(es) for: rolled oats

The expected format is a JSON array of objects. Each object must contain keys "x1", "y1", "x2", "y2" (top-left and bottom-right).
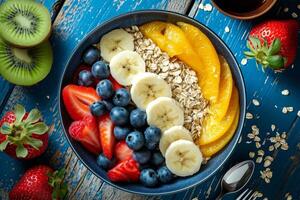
[{"x1": 127, "y1": 26, "x2": 208, "y2": 140}]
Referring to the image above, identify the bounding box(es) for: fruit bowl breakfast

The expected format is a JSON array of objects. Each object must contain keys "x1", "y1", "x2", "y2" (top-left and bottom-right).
[{"x1": 59, "y1": 11, "x2": 246, "y2": 195}]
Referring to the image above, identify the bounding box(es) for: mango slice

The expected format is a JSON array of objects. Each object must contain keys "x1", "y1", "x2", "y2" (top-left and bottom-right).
[
  {"x1": 199, "y1": 86, "x2": 239, "y2": 145},
  {"x1": 200, "y1": 108, "x2": 240, "y2": 157},
  {"x1": 209, "y1": 55, "x2": 233, "y2": 121},
  {"x1": 139, "y1": 22, "x2": 206, "y2": 90},
  {"x1": 177, "y1": 22, "x2": 221, "y2": 102}
]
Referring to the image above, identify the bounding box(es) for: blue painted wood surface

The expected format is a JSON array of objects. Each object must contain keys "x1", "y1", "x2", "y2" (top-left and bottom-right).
[{"x1": 0, "y1": 0, "x2": 299, "y2": 199}]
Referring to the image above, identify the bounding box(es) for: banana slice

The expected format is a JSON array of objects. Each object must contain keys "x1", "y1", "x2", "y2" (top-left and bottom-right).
[
  {"x1": 165, "y1": 139, "x2": 202, "y2": 177},
  {"x1": 99, "y1": 29, "x2": 134, "y2": 62},
  {"x1": 131, "y1": 72, "x2": 172, "y2": 110},
  {"x1": 159, "y1": 126, "x2": 193, "y2": 156},
  {"x1": 110, "y1": 50, "x2": 145, "y2": 86},
  {"x1": 146, "y1": 97, "x2": 184, "y2": 131}
]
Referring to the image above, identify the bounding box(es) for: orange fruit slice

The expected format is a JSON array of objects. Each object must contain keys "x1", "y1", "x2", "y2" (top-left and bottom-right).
[
  {"x1": 139, "y1": 22, "x2": 205, "y2": 87},
  {"x1": 209, "y1": 55, "x2": 233, "y2": 121},
  {"x1": 177, "y1": 22, "x2": 221, "y2": 102},
  {"x1": 200, "y1": 108, "x2": 240, "y2": 158},
  {"x1": 199, "y1": 86, "x2": 239, "y2": 145}
]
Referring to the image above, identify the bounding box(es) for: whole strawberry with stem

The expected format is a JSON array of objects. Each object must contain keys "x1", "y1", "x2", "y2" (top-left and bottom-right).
[
  {"x1": 244, "y1": 19, "x2": 299, "y2": 70},
  {"x1": 9, "y1": 165, "x2": 68, "y2": 200},
  {"x1": 0, "y1": 104, "x2": 49, "y2": 159}
]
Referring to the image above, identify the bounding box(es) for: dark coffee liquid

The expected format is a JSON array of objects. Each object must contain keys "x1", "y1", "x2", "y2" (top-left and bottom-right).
[{"x1": 214, "y1": 0, "x2": 266, "y2": 13}]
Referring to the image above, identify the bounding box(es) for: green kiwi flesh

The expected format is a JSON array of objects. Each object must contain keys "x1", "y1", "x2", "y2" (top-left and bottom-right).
[
  {"x1": 0, "y1": 38, "x2": 53, "y2": 86},
  {"x1": 0, "y1": 0, "x2": 51, "y2": 47}
]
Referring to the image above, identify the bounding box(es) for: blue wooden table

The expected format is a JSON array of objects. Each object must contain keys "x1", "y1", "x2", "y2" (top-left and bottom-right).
[{"x1": 1, "y1": 0, "x2": 299, "y2": 199}]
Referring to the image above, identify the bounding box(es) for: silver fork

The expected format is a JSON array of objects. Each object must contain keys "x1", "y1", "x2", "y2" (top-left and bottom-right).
[{"x1": 236, "y1": 188, "x2": 256, "y2": 200}]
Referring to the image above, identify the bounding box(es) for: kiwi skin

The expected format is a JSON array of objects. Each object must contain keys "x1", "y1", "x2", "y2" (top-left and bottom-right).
[
  {"x1": 0, "y1": 0, "x2": 52, "y2": 48},
  {"x1": 0, "y1": 38, "x2": 53, "y2": 86}
]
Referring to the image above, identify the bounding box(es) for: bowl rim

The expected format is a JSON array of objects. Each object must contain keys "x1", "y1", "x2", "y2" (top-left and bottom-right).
[{"x1": 58, "y1": 9, "x2": 246, "y2": 196}]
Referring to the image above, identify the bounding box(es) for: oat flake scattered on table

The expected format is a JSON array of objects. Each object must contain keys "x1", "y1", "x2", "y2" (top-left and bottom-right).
[
  {"x1": 241, "y1": 58, "x2": 247, "y2": 65},
  {"x1": 125, "y1": 26, "x2": 208, "y2": 140}
]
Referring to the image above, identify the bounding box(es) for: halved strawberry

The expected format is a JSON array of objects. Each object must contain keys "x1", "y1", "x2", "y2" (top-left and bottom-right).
[
  {"x1": 62, "y1": 84, "x2": 100, "y2": 121},
  {"x1": 98, "y1": 114, "x2": 115, "y2": 159},
  {"x1": 115, "y1": 141, "x2": 133, "y2": 162},
  {"x1": 107, "y1": 158, "x2": 140, "y2": 182},
  {"x1": 69, "y1": 115, "x2": 101, "y2": 154}
]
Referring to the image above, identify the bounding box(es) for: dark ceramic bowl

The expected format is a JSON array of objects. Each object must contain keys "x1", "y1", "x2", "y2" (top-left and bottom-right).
[{"x1": 59, "y1": 10, "x2": 246, "y2": 195}]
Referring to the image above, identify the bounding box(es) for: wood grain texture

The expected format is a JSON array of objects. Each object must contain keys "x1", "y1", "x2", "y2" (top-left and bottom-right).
[{"x1": 0, "y1": 0, "x2": 192, "y2": 199}]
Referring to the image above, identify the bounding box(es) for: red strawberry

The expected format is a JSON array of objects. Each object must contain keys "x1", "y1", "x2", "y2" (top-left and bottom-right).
[
  {"x1": 9, "y1": 165, "x2": 68, "y2": 200},
  {"x1": 62, "y1": 84, "x2": 100, "y2": 121},
  {"x1": 98, "y1": 114, "x2": 115, "y2": 159},
  {"x1": 115, "y1": 141, "x2": 133, "y2": 162},
  {"x1": 69, "y1": 115, "x2": 101, "y2": 154},
  {"x1": 107, "y1": 158, "x2": 140, "y2": 182},
  {"x1": 0, "y1": 105, "x2": 49, "y2": 159},
  {"x1": 245, "y1": 19, "x2": 299, "y2": 70}
]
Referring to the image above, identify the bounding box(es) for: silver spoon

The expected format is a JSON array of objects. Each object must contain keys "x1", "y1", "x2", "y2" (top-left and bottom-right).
[{"x1": 216, "y1": 160, "x2": 255, "y2": 200}]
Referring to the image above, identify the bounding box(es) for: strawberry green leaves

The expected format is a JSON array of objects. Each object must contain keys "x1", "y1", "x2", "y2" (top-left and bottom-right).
[
  {"x1": 48, "y1": 168, "x2": 68, "y2": 200},
  {"x1": 244, "y1": 36, "x2": 286, "y2": 70},
  {"x1": 0, "y1": 104, "x2": 49, "y2": 158}
]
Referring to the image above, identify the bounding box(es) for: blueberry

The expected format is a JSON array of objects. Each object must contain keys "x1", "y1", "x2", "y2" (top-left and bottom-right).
[
  {"x1": 97, "y1": 153, "x2": 116, "y2": 170},
  {"x1": 96, "y1": 79, "x2": 114, "y2": 99},
  {"x1": 157, "y1": 166, "x2": 173, "y2": 183},
  {"x1": 78, "y1": 70, "x2": 93, "y2": 86},
  {"x1": 90, "y1": 101, "x2": 106, "y2": 117},
  {"x1": 140, "y1": 169, "x2": 159, "y2": 187},
  {"x1": 114, "y1": 126, "x2": 130, "y2": 140},
  {"x1": 102, "y1": 100, "x2": 114, "y2": 111},
  {"x1": 113, "y1": 88, "x2": 131, "y2": 107},
  {"x1": 126, "y1": 131, "x2": 145, "y2": 150},
  {"x1": 133, "y1": 148, "x2": 151, "y2": 164},
  {"x1": 82, "y1": 46, "x2": 100, "y2": 65},
  {"x1": 130, "y1": 108, "x2": 147, "y2": 128},
  {"x1": 110, "y1": 107, "x2": 129, "y2": 126},
  {"x1": 144, "y1": 126, "x2": 161, "y2": 150},
  {"x1": 151, "y1": 151, "x2": 165, "y2": 166},
  {"x1": 91, "y1": 61, "x2": 110, "y2": 80},
  {"x1": 139, "y1": 164, "x2": 152, "y2": 171}
]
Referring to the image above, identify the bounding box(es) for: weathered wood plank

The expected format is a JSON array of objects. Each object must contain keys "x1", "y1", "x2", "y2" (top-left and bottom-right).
[{"x1": 0, "y1": 0, "x2": 192, "y2": 199}]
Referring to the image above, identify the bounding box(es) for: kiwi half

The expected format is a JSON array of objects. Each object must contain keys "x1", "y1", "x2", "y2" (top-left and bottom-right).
[
  {"x1": 0, "y1": 37, "x2": 53, "y2": 86},
  {"x1": 0, "y1": 0, "x2": 51, "y2": 47}
]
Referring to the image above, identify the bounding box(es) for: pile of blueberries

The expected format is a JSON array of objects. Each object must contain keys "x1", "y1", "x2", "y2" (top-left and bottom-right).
[{"x1": 80, "y1": 46, "x2": 174, "y2": 187}]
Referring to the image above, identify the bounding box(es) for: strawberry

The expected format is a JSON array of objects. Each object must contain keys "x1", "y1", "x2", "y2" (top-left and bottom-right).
[
  {"x1": 114, "y1": 140, "x2": 133, "y2": 162},
  {"x1": 69, "y1": 115, "x2": 101, "y2": 154},
  {"x1": 245, "y1": 19, "x2": 299, "y2": 70},
  {"x1": 9, "y1": 165, "x2": 68, "y2": 200},
  {"x1": 107, "y1": 158, "x2": 140, "y2": 182},
  {"x1": 98, "y1": 114, "x2": 115, "y2": 159},
  {"x1": 62, "y1": 84, "x2": 100, "y2": 121},
  {"x1": 0, "y1": 105, "x2": 49, "y2": 159}
]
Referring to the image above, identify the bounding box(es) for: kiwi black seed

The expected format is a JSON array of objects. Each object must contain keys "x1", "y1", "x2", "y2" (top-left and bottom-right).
[
  {"x1": 0, "y1": 37, "x2": 53, "y2": 86},
  {"x1": 0, "y1": 0, "x2": 51, "y2": 47}
]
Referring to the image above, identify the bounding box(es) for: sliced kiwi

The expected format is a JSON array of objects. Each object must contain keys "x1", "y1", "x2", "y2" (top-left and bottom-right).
[
  {"x1": 0, "y1": 37, "x2": 53, "y2": 86},
  {"x1": 0, "y1": 0, "x2": 51, "y2": 47}
]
